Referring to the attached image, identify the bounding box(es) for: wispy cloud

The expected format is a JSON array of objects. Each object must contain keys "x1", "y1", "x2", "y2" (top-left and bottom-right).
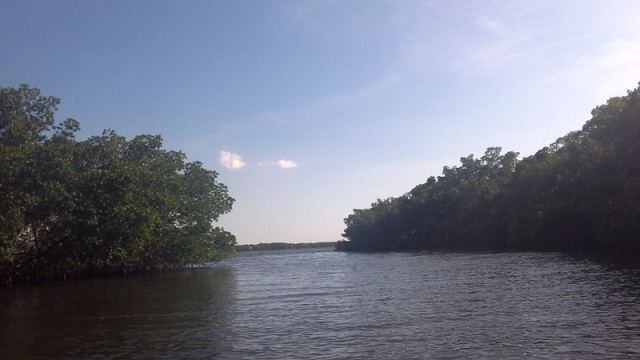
[
  {"x1": 589, "y1": 40, "x2": 640, "y2": 98},
  {"x1": 391, "y1": 1, "x2": 534, "y2": 75},
  {"x1": 258, "y1": 159, "x2": 299, "y2": 169},
  {"x1": 248, "y1": 74, "x2": 399, "y2": 128},
  {"x1": 219, "y1": 151, "x2": 246, "y2": 170},
  {"x1": 538, "y1": 38, "x2": 640, "y2": 102},
  {"x1": 391, "y1": 0, "x2": 640, "y2": 86}
]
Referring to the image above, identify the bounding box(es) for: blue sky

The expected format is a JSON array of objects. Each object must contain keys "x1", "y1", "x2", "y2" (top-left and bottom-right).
[{"x1": 2, "y1": 1, "x2": 640, "y2": 245}]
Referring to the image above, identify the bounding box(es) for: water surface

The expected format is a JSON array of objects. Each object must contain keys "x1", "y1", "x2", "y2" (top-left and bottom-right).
[{"x1": 1, "y1": 249, "x2": 639, "y2": 359}]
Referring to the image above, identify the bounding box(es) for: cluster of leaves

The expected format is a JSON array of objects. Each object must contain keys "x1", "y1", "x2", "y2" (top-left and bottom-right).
[
  {"x1": 1, "y1": 85, "x2": 236, "y2": 285},
  {"x1": 337, "y1": 83, "x2": 640, "y2": 255}
]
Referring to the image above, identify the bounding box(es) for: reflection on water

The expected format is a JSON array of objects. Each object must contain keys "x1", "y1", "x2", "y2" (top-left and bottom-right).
[
  {"x1": 0, "y1": 267, "x2": 236, "y2": 359},
  {"x1": 1, "y1": 248, "x2": 640, "y2": 359}
]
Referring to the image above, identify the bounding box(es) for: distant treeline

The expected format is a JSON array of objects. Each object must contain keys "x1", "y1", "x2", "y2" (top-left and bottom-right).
[
  {"x1": 236, "y1": 242, "x2": 336, "y2": 251},
  {"x1": 0, "y1": 85, "x2": 236, "y2": 285},
  {"x1": 337, "y1": 83, "x2": 640, "y2": 256}
]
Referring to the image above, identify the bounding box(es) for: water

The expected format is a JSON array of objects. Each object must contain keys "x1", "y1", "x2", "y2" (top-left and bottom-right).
[{"x1": 1, "y1": 248, "x2": 640, "y2": 359}]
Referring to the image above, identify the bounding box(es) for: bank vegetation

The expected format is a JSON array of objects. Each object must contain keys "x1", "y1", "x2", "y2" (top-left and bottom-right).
[
  {"x1": 337, "y1": 83, "x2": 640, "y2": 256},
  {"x1": 1, "y1": 85, "x2": 236, "y2": 285}
]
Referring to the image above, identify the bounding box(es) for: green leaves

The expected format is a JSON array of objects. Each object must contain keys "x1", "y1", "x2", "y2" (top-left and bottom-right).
[
  {"x1": 0, "y1": 85, "x2": 236, "y2": 284},
  {"x1": 339, "y1": 82, "x2": 640, "y2": 255}
]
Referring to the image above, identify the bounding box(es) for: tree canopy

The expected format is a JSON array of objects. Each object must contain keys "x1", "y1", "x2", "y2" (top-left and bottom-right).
[
  {"x1": 337, "y1": 82, "x2": 640, "y2": 256},
  {"x1": 1, "y1": 85, "x2": 236, "y2": 285}
]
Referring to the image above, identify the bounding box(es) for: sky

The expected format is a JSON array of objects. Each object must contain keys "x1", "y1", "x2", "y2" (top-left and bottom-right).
[{"x1": 2, "y1": 1, "x2": 640, "y2": 245}]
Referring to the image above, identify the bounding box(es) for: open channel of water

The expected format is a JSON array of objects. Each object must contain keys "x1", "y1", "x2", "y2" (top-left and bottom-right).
[{"x1": 1, "y1": 248, "x2": 639, "y2": 359}]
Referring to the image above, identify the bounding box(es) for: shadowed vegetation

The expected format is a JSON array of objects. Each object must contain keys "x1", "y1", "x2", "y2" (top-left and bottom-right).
[{"x1": 337, "y1": 83, "x2": 640, "y2": 256}]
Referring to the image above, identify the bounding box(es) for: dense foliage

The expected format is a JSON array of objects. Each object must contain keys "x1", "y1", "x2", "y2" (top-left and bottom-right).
[
  {"x1": 1, "y1": 85, "x2": 236, "y2": 285},
  {"x1": 337, "y1": 83, "x2": 640, "y2": 255},
  {"x1": 235, "y1": 242, "x2": 336, "y2": 251}
]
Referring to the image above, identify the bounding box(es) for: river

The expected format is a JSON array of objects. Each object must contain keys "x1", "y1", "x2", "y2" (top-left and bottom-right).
[{"x1": 1, "y1": 248, "x2": 639, "y2": 359}]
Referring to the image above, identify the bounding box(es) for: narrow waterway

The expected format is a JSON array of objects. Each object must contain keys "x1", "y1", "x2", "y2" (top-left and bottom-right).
[{"x1": 1, "y1": 248, "x2": 639, "y2": 359}]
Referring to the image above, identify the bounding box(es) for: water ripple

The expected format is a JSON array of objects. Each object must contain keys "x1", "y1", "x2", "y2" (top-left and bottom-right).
[{"x1": 1, "y1": 249, "x2": 639, "y2": 359}]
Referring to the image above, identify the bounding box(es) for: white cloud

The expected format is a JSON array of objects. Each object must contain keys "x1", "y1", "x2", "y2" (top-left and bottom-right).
[
  {"x1": 277, "y1": 159, "x2": 299, "y2": 169},
  {"x1": 258, "y1": 159, "x2": 299, "y2": 169},
  {"x1": 219, "y1": 151, "x2": 246, "y2": 170}
]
